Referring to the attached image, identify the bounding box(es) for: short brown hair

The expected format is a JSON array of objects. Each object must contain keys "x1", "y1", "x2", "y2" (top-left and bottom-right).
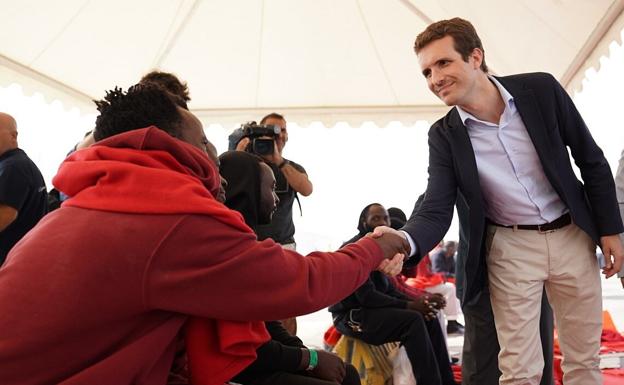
[
  {"x1": 260, "y1": 112, "x2": 285, "y2": 125},
  {"x1": 414, "y1": 17, "x2": 488, "y2": 73}
]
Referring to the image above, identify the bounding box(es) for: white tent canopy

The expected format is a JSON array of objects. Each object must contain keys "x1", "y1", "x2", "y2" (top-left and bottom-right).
[{"x1": 1, "y1": 0, "x2": 624, "y2": 127}]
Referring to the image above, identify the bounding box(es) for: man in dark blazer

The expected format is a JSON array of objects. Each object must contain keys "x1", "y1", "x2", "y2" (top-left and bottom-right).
[{"x1": 376, "y1": 18, "x2": 623, "y2": 385}]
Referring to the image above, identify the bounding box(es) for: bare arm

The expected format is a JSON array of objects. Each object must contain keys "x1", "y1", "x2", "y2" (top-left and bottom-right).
[
  {"x1": 264, "y1": 144, "x2": 313, "y2": 196},
  {"x1": 0, "y1": 204, "x2": 18, "y2": 232},
  {"x1": 279, "y1": 162, "x2": 313, "y2": 196}
]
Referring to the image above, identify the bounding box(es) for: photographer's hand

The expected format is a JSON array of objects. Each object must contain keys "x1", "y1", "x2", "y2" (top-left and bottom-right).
[
  {"x1": 235, "y1": 137, "x2": 250, "y2": 151},
  {"x1": 261, "y1": 140, "x2": 283, "y2": 165}
]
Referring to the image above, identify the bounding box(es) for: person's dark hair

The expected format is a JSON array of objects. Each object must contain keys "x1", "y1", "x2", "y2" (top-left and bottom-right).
[
  {"x1": 357, "y1": 203, "x2": 383, "y2": 234},
  {"x1": 414, "y1": 17, "x2": 488, "y2": 73},
  {"x1": 387, "y1": 207, "x2": 407, "y2": 230},
  {"x1": 219, "y1": 151, "x2": 266, "y2": 229},
  {"x1": 140, "y1": 70, "x2": 190, "y2": 109},
  {"x1": 93, "y1": 84, "x2": 182, "y2": 141},
  {"x1": 260, "y1": 112, "x2": 285, "y2": 125},
  {"x1": 444, "y1": 240, "x2": 457, "y2": 249},
  {"x1": 140, "y1": 71, "x2": 190, "y2": 101}
]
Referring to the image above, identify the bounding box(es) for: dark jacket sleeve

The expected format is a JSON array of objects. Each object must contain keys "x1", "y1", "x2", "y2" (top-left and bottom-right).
[
  {"x1": 235, "y1": 321, "x2": 307, "y2": 377},
  {"x1": 402, "y1": 125, "x2": 458, "y2": 259},
  {"x1": 550, "y1": 74, "x2": 624, "y2": 236},
  {"x1": 237, "y1": 340, "x2": 303, "y2": 377},
  {"x1": 265, "y1": 321, "x2": 305, "y2": 348}
]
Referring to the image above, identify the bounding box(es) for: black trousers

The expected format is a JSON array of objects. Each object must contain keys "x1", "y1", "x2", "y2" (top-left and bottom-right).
[
  {"x1": 237, "y1": 363, "x2": 360, "y2": 385},
  {"x1": 341, "y1": 307, "x2": 456, "y2": 385},
  {"x1": 461, "y1": 288, "x2": 554, "y2": 385}
]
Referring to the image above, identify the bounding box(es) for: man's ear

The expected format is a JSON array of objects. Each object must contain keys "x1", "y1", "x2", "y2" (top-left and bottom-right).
[{"x1": 471, "y1": 48, "x2": 484, "y2": 70}]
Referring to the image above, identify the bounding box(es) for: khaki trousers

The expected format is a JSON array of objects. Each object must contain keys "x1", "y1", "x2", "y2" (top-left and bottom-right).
[{"x1": 486, "y1": 223, "x2": 602, "y2": 385}]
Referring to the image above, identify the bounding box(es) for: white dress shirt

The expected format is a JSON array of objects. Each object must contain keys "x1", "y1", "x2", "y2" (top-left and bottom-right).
[{"x1": 456, "y1": 76, "x2": 566, "y2": 226}]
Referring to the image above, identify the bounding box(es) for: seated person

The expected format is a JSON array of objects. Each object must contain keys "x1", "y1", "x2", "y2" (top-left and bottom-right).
[
  {"x1": 330, "y1": 203, "x2": 457, "y2": 385},
  {"x1": 214, "y1": 150, "x2": 359, "y2": 385},
  {"x1": 387, "y1": 206, "x2": 408, "y2": 230},
  {"x1": 407, "y1": 249, "x2": 464, "y2": 335},
  {"x1": 0, "y1": 85, "x2": 410, "y2": 385},
  {"x1": 430, "y1": 240, "x2": 457, "y2": 280},
  {"x1": 345, "y1": 204, "x2": 446, "y2": 316}
]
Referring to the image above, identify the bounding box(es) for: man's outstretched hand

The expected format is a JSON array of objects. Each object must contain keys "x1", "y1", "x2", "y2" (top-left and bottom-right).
[{"x1": 368, "y1": 229, "x2": 411, "y2": 260}]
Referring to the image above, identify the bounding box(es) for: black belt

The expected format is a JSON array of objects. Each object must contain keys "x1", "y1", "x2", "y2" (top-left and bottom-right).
[{"x1": 490, "y1": 213, "x2": 571, "y2": 232}]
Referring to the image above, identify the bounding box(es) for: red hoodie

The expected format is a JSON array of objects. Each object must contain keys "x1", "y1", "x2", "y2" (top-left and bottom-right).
[{"x1": 0, "y1": 127, "x2": 384, "y2": 385}]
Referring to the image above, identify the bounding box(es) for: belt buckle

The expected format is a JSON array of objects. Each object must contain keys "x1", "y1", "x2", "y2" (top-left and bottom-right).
[{"x1": 537, "y1": 224, "x2": 556, "y2": 234}]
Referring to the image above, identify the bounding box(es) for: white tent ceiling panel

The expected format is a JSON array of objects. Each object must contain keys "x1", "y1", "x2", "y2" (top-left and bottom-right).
[
  {"x1": 1, "y1": 0, "x2": 623, "y2": 126},
  {"x1": 164, "y1": 0, "x2": 265, "y2": 108},
  {"x1": 31, "y1": 1, "x2": 184, "y2": 99},
  {"x1": 2, "y1": 0, "x2": 87, "y2": 64}
]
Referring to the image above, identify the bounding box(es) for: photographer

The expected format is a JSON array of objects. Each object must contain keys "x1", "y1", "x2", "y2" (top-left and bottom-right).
[{"x1": 235, "y1": 113, "x2": 312, "y2": 250}]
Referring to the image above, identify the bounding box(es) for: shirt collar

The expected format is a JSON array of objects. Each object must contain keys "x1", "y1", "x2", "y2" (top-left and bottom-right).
[{"x1": 456, "y1": 75, "x2": 515, "y2": 125}]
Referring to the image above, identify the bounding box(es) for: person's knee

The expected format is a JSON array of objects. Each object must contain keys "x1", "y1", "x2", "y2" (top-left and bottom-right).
[
  {"x1": 446, "y1": 282, "x2": 457, "y2": 295},
  {"x1": 402, "y1": 310, "x2": 428, "y2": 336},
  {"x1": 342, "y1": 364, "x2": 361, "y2": 385}
]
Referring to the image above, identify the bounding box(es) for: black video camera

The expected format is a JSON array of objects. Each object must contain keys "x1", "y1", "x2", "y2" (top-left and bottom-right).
[{"x1": 240, "y1": 121, "x2": 280, "y2": 156}]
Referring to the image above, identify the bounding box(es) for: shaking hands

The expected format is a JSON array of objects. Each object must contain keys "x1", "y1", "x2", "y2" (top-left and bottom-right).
[{"x1": 365, "y1": 226, "x2": 411, "y2": 276}]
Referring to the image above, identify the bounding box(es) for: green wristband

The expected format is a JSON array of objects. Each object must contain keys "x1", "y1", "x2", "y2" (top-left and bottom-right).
[{"x1": 306, "y1": 349, "x2": 318, "y2": 371}]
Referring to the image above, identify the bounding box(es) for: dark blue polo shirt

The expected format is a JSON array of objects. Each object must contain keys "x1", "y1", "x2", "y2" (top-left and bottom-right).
[{"x1": 0, "y1": 149, "x2": 48, "y2": 265}]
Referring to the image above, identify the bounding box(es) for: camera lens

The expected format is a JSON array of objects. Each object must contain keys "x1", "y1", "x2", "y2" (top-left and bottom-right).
[{"x1": 253, "y1": 138, "x2": 274, "y2": 155}]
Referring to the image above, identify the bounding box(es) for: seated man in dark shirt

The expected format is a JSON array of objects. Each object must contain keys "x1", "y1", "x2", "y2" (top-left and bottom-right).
[
  {"x1": 218, "y1": 150, "x2": 359, "y2": 385},
  {"x1": 430, "y1": 241, "x2": 457, "y2": 279},
  {"x1": 330, "y1": 203, "x2": 457, "y2": 385},
  {"x1": 0, "y1": 112, "x2": 47, "y2": 265}
]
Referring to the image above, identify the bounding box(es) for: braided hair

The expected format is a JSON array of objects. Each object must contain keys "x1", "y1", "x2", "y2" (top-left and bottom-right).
[{"x1": 93, "y1": 84, "x2": 181, "y2": 141}]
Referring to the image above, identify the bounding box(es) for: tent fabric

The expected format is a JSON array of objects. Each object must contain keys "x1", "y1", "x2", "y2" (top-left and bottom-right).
[{"x1": 1, "y1": 0, "x2": 623, "y2": 126}]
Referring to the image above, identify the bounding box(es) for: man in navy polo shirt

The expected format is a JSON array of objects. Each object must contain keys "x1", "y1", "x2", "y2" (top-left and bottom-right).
[{"x1": 0, "y1": 112, "x2": 47, "y2": 265}]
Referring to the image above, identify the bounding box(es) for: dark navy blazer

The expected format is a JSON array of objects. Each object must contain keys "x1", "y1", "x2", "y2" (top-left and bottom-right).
[{"x1": 402, "y1": 72, "x2": 623, "y2": 305}]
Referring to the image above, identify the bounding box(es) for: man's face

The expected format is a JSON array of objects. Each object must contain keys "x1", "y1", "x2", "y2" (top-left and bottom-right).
[
  {"x1": 417, "y1": 35, "x2": 482, "y2": 107},
  {"x1": 364, "y1": 204, "x2": 390, "y2": 231},
  {"x1": 177, "y1": 108, "x2": 227, "y2": 202},
  {"x1": 178, "y1": 108, "x2": 207, "y2": 152},
  {"x1": 0, "y1": 113, "x2": 18, "y2": 156},
  {"x1": 263, "y1": 117, "x2": 288, "y2": 152},
  {"x1": 258, "y1": 162, "x2": 279, "y2": 224},
  {"x1": 206, "y1": 142, "x2": 227, "y2": 203}
]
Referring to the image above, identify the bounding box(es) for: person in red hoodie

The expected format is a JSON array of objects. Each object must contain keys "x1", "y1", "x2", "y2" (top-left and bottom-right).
[{"x1": 0, "y1": 84, "x2": 409, "y2": 385}]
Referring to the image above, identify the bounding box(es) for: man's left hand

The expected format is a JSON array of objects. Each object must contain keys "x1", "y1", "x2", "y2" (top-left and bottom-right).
[
  {"x1": 600, "y1": 234, "x2": 624, "y2": 278},
  {"x1": 377, "y1": 253, "x2": 404, "y2": 276}
]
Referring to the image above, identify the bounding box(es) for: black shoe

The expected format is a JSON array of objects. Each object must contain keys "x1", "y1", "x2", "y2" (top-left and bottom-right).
[{"x1": 447, "y1": 320, "x2": 465, "y2": 335}]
